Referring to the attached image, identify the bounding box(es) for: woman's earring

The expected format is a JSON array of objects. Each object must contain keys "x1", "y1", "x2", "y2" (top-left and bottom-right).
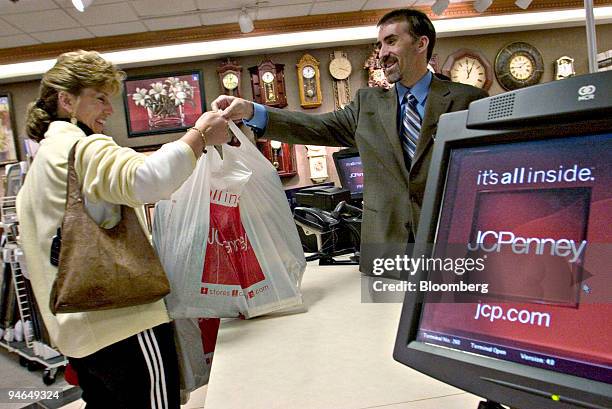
[{"x1": 70, "y1": 113, "x2": 77, "y2": 125}]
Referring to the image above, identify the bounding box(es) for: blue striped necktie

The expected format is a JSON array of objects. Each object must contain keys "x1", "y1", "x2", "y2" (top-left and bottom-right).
[{"x1": 401, "y1": 93, "x2": 421, "y2": 162}]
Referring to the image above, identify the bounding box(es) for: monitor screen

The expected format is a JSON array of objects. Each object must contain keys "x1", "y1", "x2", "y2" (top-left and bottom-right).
[
  {"x1": 416, "y1": 132, "x2": 611, "y2": 384},
  {"x1": 333, "y1": 149, "x2": 363, "y2": 199}
]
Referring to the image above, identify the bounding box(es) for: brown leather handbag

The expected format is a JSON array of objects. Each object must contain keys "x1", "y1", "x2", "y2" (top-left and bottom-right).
[{"x1": 49, "y1": 143, "x2": 170, "y2": 314}]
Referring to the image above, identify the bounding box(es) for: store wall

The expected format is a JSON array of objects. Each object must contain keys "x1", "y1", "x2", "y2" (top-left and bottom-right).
[{"x1": 2, "y1": 23, "x2": 611, "y2": 192}]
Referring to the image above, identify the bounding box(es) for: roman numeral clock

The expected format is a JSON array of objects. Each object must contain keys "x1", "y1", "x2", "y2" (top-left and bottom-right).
[{"x1": 442, "y1": 48, "x2": 493, "y2": 91}]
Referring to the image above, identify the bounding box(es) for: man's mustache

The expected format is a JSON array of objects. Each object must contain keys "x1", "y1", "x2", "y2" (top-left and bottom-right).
[{"x1": 381, "y1": 56, "x2": 398, "y2": 66}]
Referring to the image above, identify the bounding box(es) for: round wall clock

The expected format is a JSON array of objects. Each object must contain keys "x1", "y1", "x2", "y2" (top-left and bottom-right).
[
  {"x1": 261, "y1": 71, "x2": 275, "y2": 83},
  {"x1": 222, "y1": 72, "x2": 239, "y2": 90},
  {"x1": 329, "y1": 54, "x2": 352, "y2": 80},
  {"x1": 329, "y1": 51, "x2": 352, "y2": 109},
  {"x1": 495, "y1": 42, "x2": 544, "y2": 91},
  {"x1": 441, "y1": 48, "x2": 492, "y2": 90},
  {"x1": 217, "y1": 59, "x2": 242, "y2": 97}
]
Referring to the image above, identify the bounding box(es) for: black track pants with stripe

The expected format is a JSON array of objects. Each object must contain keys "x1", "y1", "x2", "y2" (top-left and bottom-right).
[{"x1": 68, "y1": 323, "x2": 180, "y2": 409}]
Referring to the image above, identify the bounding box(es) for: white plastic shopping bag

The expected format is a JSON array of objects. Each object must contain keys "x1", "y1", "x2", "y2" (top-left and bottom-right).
[
  {"x1": 174, "y1": 318, "x2": 219, "y2": 397},
  {"x1": 153, "y1": 122, "x2": 306, "y2": 318}
]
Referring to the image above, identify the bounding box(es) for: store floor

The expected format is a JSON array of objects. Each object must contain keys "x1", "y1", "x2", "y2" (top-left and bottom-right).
[{"x1": 8, "y1": 260, "x2": 485, "y2": 409}]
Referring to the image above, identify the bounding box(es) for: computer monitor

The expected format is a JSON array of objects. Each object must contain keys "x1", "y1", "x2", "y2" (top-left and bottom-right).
[
  {"x1": 394, "y1": 71, "x2": 612, "y2": 409},
  {"x1": 332, "y1": 148, "x2": 363, "y2": 201}
]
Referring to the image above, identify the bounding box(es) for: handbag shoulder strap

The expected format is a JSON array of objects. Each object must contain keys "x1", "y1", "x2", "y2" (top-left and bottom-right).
[
  {"x1": 63, "y1": 141, "x2": 143, "y2": 235},
  {"x1": 65, "y1": 142, "x2": 84, "y2": 208}
]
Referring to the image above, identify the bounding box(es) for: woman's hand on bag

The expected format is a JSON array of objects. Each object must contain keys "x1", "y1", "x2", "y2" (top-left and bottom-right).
[
  {"x1": 211, "y1": 96, "x2": 254, "y2": 122},
  {"x1": 197, "y1": 111, "x2": 231, "y2": 145},
  {"x1": 182, "y1": 111, "x2": 230, "y2": 156}
]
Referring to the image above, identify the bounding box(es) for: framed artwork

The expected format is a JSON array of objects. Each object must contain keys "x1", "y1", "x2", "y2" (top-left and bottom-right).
[
  {"x1": 0, "y1": 93, "x2": 19, "y2": 165},
  {"x1": 123, "y1": 70, "x2": 205, "y2": 138}
]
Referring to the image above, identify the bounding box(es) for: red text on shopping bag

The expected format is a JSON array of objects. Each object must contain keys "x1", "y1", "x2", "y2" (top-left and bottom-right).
[{"x1": 201, "y1": 189, "x2": 265, "y2": 290}]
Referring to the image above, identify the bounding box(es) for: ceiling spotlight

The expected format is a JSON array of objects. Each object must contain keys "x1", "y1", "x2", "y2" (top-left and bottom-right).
[
  {"x1": 473, "y1": 0, "x2": 493, "y2": 13},
  {"x1": 515, "y1": 0, "x2": 532, "y2": 9},
  {"x1": 72, "y1": 0, "x2": 94, "y2": 12},
  {"x1": 431, "y1": 0, "x2": 450, "y2": 16},
  {"x1": 238, "y1": 7, "x2": 254, "y2": 34}
]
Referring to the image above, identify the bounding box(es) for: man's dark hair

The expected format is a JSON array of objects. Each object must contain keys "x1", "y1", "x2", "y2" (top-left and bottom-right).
[{"x1": 377, "y1": 9, "x2": 436, "y2": 61}]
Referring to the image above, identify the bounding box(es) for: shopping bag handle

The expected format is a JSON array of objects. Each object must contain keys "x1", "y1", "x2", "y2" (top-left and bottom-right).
[{"x1": 228, "y1": 119, "x2": 241, "y2": 146}]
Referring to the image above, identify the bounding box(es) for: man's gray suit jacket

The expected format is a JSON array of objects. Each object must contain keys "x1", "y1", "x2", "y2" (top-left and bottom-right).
[{"x1": 261, "y1": 76, "x2": 488, "y2": 275}]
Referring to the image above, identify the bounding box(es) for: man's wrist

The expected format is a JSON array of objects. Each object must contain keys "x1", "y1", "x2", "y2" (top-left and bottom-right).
[
  {"x1": 246, "y1": 101, "x2": 254, "y2": 121},
  {"x1": 244, "y1": 102, "x2": 268, "y2": 132}
]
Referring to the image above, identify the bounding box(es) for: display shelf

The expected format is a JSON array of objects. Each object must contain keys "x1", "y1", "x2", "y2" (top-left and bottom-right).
[{"x1": 1, "y1": 194, "x2": 67, "y2": 385}]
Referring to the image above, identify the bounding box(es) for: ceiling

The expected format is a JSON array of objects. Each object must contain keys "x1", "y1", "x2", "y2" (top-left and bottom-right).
[
  {"x1": 0, "y1": 0, "x2": 609, "y2": 80},
  {"x1": 0, "y1": 0, "x2": 580, "y2": 50},
  {"x1": 0, "y1": 0, "x2": 431, "y2": 49}
]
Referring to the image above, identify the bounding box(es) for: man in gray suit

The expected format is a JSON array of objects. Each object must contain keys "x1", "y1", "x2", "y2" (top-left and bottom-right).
[{"x1": 212, "y1": 9, "x2": 488, "y2": 277}]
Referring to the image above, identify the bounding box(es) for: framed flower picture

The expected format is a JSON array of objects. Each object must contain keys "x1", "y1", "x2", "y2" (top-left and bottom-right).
[
  {"x1": 123, "y1": 70, "x2": 205, "y2": 137},
  {"x1": 0, "y1": 93, "x2": 19, "y2": 165}
]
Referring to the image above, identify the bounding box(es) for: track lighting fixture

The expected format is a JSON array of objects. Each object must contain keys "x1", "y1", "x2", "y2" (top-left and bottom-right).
[
  {"x1": 473, "y1": 0, "x2": 493, "y2": 13},
  {"x1": 431, "y1": 0, "x2": 450, "y2": 16},
  {"x1": 72, "y1": 0, "x2": 94, "y2": 12},
  {"x1": 238, "y1": 7, "x2": 254, "y2": 34},
  {"x1": 515, "y1": 0, "x2": 533, "y2": 9}
]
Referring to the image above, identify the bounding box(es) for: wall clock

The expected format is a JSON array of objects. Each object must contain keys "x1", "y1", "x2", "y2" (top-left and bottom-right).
[
  {"x1": 442, "y1": 48, "x2": 492, "y2": 90},
  {"x1": 296, "y1": 53, "x2": 322, "y2": 109},
  {"x1": 305, "y1": 145, "x2": 328, "y2": 182},
  {"x1": 495, "y1": 42, "x2": 544, "y2": 90},
  {"x1": 363, "y1": 46, "x2": 391, "y2": 89},
  {"x1": 256, "y1": 139, "x2": 297, "y2": 177},
  {"x1": 248, "y1": 59, "x2": 288, "y2": 107},
  {"x1": 217, "y1": 59, "x2": 242, "y2": 98},
  {"x1": 329, "y1": 51, "x2": 352, "y2": 109},
  {"x1": 554, "y1": 56, "x2": 575, "y2": 80}
]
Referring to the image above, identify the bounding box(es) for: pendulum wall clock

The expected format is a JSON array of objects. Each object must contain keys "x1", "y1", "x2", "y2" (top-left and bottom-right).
[
  {"x1": 217, "y1": 59, "x2": 243, "y2": 98},
  {"x1": 248, "y1": 59, "x2": 288, "y2": 108},
  {"x1": 296, "y1": 53, "x2": 323, "y2": 109},
  {"x1": 363, "y1": 46, "x2": 391, "y2": 89},
  {"x1": 329, "y1": 50, "x2": 352, "y2": 110}
]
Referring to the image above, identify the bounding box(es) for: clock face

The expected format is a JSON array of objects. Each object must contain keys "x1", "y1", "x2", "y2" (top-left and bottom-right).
[
  {"x1": 329, "y1": 56, "x2": 352, "y2": 80},
  {"x1": 450, "y1": 56, "x2": 487, "y2": 88},
  {"x1": 302, "y1": 65, "x2": 316, "y2": 79},
  {"x1": 222, "y1": 72, "x2": 239, "y2": 90},
  {"x1": 495, "y1": 42, "x2": 544, "y2": 91},
  {"x1": 509, "y1": 55, "x2": 533, "y2": 80},
  {"x1": 373, "y1": 69, "x2": 385, "y2": 82},
  {"x1": 442, "y1": 49, "x2": 492, "y2": 91},
  {"x1": 261, "y1": 71, "x2": 275, "y2": 84}
]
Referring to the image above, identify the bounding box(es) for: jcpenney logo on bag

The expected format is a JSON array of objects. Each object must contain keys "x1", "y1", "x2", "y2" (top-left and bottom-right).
[{"x1": 201, "y1": 188, "x2": 267, "y2": 290}]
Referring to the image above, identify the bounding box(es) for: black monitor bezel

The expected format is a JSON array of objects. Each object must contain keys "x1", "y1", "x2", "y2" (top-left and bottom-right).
[
  {"x1": 393, "y1": 114, "x2": 612, "y2": 409},
  {"x1": 332, "y1": 147, "x2": 363, "y2": 201}
]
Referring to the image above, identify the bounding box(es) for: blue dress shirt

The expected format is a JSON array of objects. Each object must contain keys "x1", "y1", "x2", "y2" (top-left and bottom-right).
[
  {"x1": 395, "y1": 70, "x2": 432, "y2": 130},
  {"x1": 244, "y1": 101, "x2": 268, "y2": 132}
]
